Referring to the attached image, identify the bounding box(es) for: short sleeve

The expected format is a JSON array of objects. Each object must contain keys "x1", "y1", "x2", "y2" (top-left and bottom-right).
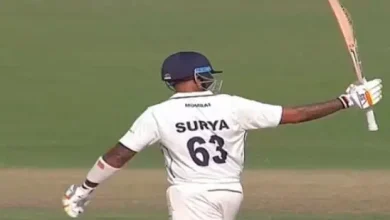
[
  {"x1": 119, "y1": 108, "x2": 160, "y2": 152},
  {"x1": 231, "y1": 96, "x2": 283, "y2": 130}
]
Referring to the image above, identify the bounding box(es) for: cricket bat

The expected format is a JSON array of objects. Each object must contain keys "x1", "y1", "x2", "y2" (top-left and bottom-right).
[{"x1": 328, "y1": 0, "x2": 379, "y2": 131}]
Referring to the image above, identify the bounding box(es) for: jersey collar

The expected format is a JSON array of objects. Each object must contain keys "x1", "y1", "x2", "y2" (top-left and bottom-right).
[{"x1": 170, "y1": 91, "x2": 214, "y2": 99}]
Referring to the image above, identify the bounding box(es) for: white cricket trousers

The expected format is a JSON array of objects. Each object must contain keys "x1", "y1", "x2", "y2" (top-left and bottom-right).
[{"x1": 166, "y1": 183, "x2": 243, "y2": 220}]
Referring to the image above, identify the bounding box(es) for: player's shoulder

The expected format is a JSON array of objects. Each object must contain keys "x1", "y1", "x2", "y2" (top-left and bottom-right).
[
  {"x1": 215, "y1": 93, "x2": 249, "y2": 102},
  {"x1": 214, "y1": 93, "x2": 235, "y2": 99},
  {"x1": 141, "y1": 103, "x2": 160, "y2": 114},
  {"x1": 142, "y1": 98, "x2": 174, "y2": 114}
]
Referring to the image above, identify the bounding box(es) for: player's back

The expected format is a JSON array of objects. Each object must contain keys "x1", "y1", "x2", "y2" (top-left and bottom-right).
[
  {"x1": 119, "y1": 91, "x2": 282, "y2": 185},
  {"x1": 152, "y1": 92, "x2": 246, "y2": 184},
  {"x1": 144, "y1": 91, "x2": 282, "y2": 185}
]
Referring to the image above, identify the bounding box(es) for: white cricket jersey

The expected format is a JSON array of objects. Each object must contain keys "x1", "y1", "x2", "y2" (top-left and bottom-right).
[{"x1": 119, "y1": 91, "x2": 282, "y2": 185}]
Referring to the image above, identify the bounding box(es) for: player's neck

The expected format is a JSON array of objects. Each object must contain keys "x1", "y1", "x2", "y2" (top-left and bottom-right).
[{"x1": 174, "y1": 81, "x2": 203, "y2": 93}]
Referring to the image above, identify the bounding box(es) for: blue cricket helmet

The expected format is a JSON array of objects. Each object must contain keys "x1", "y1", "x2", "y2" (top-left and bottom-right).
[{"x1": 161, "y1": 51, "x2": 223, "y2": 82}]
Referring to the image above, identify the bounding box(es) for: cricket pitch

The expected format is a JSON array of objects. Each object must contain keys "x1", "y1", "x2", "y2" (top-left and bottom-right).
[{"x1": 1, "y1": 169, "x2": 390, "y2": 214}]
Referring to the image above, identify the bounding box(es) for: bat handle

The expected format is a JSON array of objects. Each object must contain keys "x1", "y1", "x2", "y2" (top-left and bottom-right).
[
  {"x1": 366, "y1": 108, "x2": 378, "y2": 131},
  {"x1": 361, "y1": 78, "x2": 379, "y2": 131}
]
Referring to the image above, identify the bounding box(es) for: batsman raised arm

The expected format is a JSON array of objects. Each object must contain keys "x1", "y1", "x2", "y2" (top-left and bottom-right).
[{"x1": 62, "y1": 51, "x2": 382, "y2": 219}]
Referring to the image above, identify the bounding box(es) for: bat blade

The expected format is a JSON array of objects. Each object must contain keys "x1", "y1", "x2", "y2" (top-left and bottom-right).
[{"x1": 328, "y1": 0, "x2": 379, "y2": 131}]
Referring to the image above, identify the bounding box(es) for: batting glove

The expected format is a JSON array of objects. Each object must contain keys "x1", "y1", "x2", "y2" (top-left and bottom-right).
[
  {"x1": 62, "y1": 185, "x2": 93, "y2": 218},
  {"x1": 339, "y1": 78, "x2": 383, "y2": 109}
]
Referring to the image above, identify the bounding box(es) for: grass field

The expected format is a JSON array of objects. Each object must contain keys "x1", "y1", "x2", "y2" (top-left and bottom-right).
[{"x1": 1, "y1": 0, "x2": 389, "y2": 219}]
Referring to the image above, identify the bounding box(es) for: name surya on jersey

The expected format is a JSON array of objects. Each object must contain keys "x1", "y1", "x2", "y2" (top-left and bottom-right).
[
  {"x1": 176, "y1": 119, "x2": 230, "y2": 133},
  {"x1": 62, "y1": 51, "x2": 383, "y2": 220}
]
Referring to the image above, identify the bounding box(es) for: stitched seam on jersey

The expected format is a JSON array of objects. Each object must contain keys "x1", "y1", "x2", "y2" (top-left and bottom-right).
[
  {"x1": 230, "y1": 96, "x2": 245, "y2": 131},
  {"x1": 161, "y1": 145, "x2": 176, "y2": 178},
  {"x1": 207, "y1": 189, "x2": 242, "y2": 194},
  {"x1": 150, "y1": 108, "x2": 162, "y2": 140},
  {"x1": 240, "y1": 131, "x2": 248, "y2": 175},
  {"x1": 242, "y1": 131, "x2": 248, "y2": 169}
]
